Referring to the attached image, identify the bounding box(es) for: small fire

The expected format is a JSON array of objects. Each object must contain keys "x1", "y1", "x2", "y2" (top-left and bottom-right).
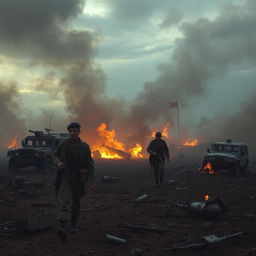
[
  {"x1": 204, "y1": 194, "x2": 210, "y2": 201},
  {"x1": 183, "y1": 138, "x2": 199, "y2": 146},
  {"x1": 151, "y1": 122, "x2": 171, "y2": 138},
  {"x1": 7, "y1": 135, "x2": 18, "y2": 149},
  {"x1": 202, "y1": 162, "x2": 217, "y2": 175},
  {"x1": 92, "y1": 123, "x2": 144, "y2": 159}
]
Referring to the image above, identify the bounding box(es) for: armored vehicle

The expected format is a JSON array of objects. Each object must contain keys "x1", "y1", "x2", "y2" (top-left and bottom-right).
[
  {"x1": 202, "y1": 140, "x2": 249, "y2": 176},
  {"x1": 7, "y1": 129, "x2": 68, "y2": 172}
]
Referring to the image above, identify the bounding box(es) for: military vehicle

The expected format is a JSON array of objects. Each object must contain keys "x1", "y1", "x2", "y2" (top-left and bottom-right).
[
  {"x1": 202, "y1": 139, "x2": 249, "y2": 176},
  {"x1": 7, "y1": 129, "x2": 68, "y2": 172}
]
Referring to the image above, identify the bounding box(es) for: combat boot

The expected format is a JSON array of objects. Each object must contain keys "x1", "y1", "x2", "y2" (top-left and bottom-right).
[{"x1": 57, "y1": 220, "x2": 68, "y2": 242}]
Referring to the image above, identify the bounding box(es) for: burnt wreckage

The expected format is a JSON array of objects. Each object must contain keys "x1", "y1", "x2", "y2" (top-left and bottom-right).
[
  {"x1": 7, "y1": 129, "x2": 68, "y2": 172},
  {"x1": 202, "y1": 139, "x2": 249, "y2": 176}
]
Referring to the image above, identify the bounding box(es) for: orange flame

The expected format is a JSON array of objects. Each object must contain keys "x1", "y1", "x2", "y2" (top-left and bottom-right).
[
  {"x1": 7, "y1": 135, "x2": 18, "y2": 149},
  {"x1": 204, "y1": 195, "x2": 210, "y2": 201},
  {"x1": 92, "y1": 123, "x2": 144, "y2": 159},
  {"x1": 183, "y1": 138, "x2": 199, "y2": 146},
  {"x1": 151, "y1": 122, "x2": 171, "y2": 138},
  {"x1": 202, "y1": 162, "x2": 217, "y2": 175},
  {"x1": 129, "y1": 143, "x2": 143, "y2": 158}
]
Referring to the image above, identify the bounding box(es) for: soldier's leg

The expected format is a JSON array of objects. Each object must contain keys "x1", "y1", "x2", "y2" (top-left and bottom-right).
[
  {"x1": 153, "y1": 162, "x2": 160, "y2": 186},
  {"x1": 57, "y1": 174, "x2": 72, "y2": 241},
  {"x1": 70, "y1": 175, "x2": 85, "y2": 232},
  {"x1": 159, "y1": 162, "x2": 165, "y2": 184}
]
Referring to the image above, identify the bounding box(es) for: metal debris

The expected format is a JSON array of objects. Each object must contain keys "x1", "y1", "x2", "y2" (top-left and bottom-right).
[
  {"x1": 173, "y1": 197, "x2": 226, "y2": 220},
  {"x1": 106, "y1": 234, "x2": 127, "y2": 244},
  {"x1": 101, "y1": 176, "x2": 120, "y2": 183},
  {"x1": 134, "y1": 194, "x2": 148, "y2": 202},
  {"x1": 161, "y1": 230, "x2": 247, "y2": 252}
]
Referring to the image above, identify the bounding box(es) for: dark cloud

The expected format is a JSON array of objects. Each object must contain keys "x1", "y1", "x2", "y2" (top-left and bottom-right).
[
  {"x1": 0, "y1": 82, "x2": 25, "y2": 147},
  {"x1": 127, "y1": 0, "x2": 256, "y2": 143},
  {"x1": 0, "y1": 0, "x2": 94, "y2": 64}
]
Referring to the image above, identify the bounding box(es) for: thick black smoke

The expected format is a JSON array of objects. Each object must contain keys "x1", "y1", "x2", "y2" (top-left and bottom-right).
[
  {"x1": 0, "y1": 82, "x2": 25, "y2": 146},
  {"x1": 127, "y1": 0, "x2": 256, "y2": 144}
]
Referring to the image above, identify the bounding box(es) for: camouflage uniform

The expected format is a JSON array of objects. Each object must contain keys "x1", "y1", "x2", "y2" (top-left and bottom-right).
[
  {"x1": 147, "y1": 138, "x2": 169, "y2": 186},
  {"x1": 54, "y1": 138, "x2": 95, "y2": 226}
]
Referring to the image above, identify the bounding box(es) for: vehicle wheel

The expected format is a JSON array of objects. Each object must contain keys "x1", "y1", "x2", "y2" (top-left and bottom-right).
[
  {"x1": 8, "y1": 158, "x2": 20, "y2": 172},
  {"x1": 231, "y1": 165, "x2": 241, "y2": 177},
  {"x1": 241, "y1": 161, "x2": 248, "y2": 175}
]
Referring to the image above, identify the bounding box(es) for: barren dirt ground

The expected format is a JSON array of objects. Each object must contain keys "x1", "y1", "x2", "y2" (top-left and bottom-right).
[{"x1": 1, "y1": 152, "x2": 256, "y2": 256}]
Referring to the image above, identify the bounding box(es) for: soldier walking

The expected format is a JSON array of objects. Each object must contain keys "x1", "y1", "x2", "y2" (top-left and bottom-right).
[
  {"x1": 54, "y1": 122, "x2": 96, "y2": 241},
  {"x1": 147, "y1": 132, "x2": 169, "y2": 187}
]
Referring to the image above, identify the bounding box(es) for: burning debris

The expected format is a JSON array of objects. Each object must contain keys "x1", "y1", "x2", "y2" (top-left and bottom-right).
[
  {"x1": 173, "y1": 197, "x2": 226, "y2": 220},
  {"x1": 183, "y1": 139, "x2": 199, "y2": 147},
  {"x1": 92, "y1": 123, "x2": 144, "y2": 159}
]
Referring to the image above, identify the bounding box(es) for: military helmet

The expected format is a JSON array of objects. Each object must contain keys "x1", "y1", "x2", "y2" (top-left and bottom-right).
[{"x1": 67, "y1": 122, "x2": 81, "y2": 130}]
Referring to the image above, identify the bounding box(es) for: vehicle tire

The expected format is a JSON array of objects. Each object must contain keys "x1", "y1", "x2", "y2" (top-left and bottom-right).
[
  {"x1": 8, "y1": 158, "x2": 20, "y2": 172},
  {"x1": 231, "y1": 165, "x2": 241, "y2": 177},
  {"x1": 241, "y1": 161, "x2": 248, "y2": 175}
]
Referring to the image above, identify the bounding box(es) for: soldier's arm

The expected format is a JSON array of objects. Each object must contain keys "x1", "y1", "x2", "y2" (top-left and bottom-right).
[
  {"x1": 147, "y1": 141, "x2": 157, "y2": 155},
  {"x1": 53, "y1": 140, "x2": 65, "y2": 167},
  {"x1": 84, "y1": 145, "x2": 96, "y2": 182}
]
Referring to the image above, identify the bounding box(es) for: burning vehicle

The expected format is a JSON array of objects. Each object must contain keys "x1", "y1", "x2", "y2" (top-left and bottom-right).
[
  {"x1": 7, "y1": 129, "x2": 68, "y2": 172},
  {"x1": 202, "y1": 140, "x2": 249, "y2": 176}
]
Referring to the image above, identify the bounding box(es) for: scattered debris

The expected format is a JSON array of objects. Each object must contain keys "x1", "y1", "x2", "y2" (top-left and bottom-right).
[
  {"x1": 173, "y1": 197, "x2": 226, "y2": 220},
  {"x1": 123, "y1": 224, "x2": 171, "y2": 233},
  {"x1": 161, "y1": 230, "x2": 247, "y2": 252},
  {"x1": 101, "y1": 176, "x2": 120, "y2": 183},
  {"x1": 106, "y1": 234, "x2": 127, "y2": 244},
  {"x1": 134, "y1": 194, "x2": 148, "y2": 203},
  {"x1": 81, "y1": 205, "x2": 111, "y2": 212}
]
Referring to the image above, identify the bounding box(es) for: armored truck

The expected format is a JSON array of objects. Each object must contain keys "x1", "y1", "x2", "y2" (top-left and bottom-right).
[
  {"x1": 7, "y1": 129, "x2": 68, "y2": 172},
  {"x1": 202, "y1": 140, "x2": 249, "y2": 176}
]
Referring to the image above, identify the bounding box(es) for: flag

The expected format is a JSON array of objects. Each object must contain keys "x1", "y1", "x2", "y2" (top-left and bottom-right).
[{"x1": 169, "y1": 101, "x2": 178, "y2": 109}]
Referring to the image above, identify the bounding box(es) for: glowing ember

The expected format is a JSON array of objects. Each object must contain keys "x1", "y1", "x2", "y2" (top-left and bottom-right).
[
  {"x1": 204, "y1": 195, "x2": 210, "y2": 200},
  {"x1": 92, "y1": 123, "x2": 145, "y2": 159},
  {"x1": 7, "y1": 135, "x2": 18, "y2": 149},
  {"x1": 183, "y1": 138, "x2": 199, "y2": 146},
  {"x1": 151, "y1": 122, "x2": 171, "y2": 138}
]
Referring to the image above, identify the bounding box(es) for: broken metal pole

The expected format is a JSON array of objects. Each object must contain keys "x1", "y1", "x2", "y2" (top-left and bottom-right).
[{"x1": 106, "y1": 234, "x2": 127, "y2": 244}]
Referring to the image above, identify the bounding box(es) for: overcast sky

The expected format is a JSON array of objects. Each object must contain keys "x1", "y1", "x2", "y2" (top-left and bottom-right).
[{"x1": 0, "y1": 0, "x2": 256, "y2": 147}]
